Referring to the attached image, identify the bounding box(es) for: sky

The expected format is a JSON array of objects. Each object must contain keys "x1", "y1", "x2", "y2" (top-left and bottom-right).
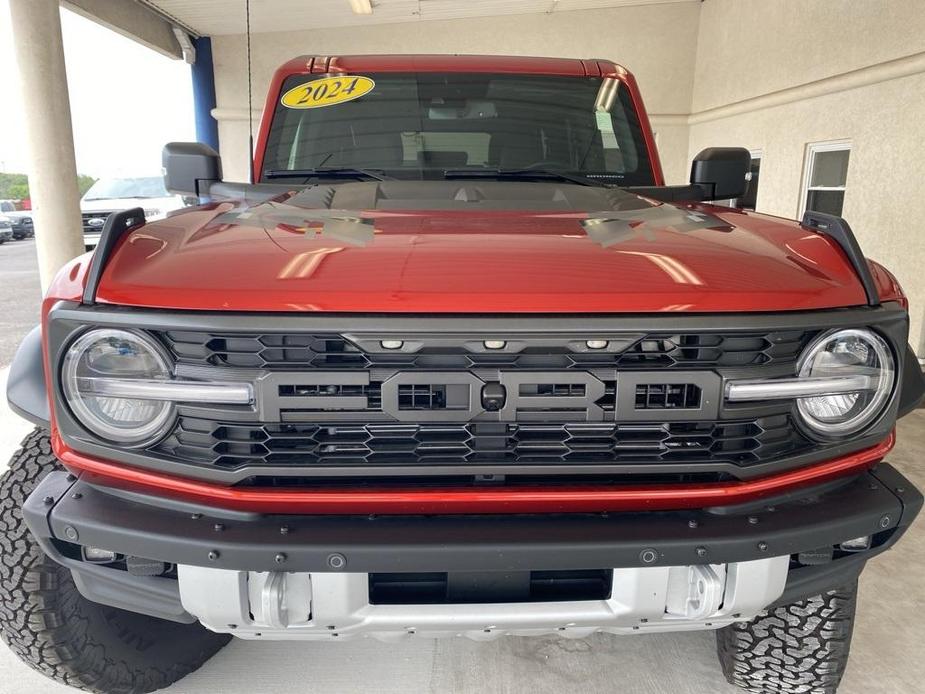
[{"x1": 0, "y1": 0, "x2": 195, "y2": 179}]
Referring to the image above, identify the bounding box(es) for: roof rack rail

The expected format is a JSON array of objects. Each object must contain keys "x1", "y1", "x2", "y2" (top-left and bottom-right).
[
  {"x1": 801, "y1": 210, "x2": 880, "y2": 307},
  {"x1": 81, "y1": 207, "x2": 145, "y2": 305}
]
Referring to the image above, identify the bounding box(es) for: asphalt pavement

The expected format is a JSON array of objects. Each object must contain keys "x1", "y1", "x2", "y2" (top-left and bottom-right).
[{"x1": 0, "y1": 238, "x2": 42, "y2": 368}]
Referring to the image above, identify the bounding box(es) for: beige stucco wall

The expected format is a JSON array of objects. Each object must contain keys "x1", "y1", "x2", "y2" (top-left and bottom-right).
[
  {"x1": 690, "y1": 0, "x2": 925, "y2": 353},
  {"x1": 691, "y1": 0, "x2": 925, "y2": 114},
  {"x1": 210, "y1": 2, "x2": 701, "y2": 183}
]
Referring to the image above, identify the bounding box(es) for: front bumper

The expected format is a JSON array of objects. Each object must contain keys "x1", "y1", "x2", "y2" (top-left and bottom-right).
[{"x1": 23, "y1": 464, "x2": 922, "y2": 639}]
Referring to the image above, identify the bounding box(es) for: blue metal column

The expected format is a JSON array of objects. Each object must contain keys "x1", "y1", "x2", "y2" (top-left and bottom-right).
[{"x1": 191, "y1": 36, "x2": 219, "y2": 150}]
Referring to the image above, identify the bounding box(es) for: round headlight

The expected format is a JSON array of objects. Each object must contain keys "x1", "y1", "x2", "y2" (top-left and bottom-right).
[
  {"x1": 62, "y1": 329, "x2": 175, "y2": 445},
  {"x1": 796, "y1": 328, "x2": 895, "y2": 437}
]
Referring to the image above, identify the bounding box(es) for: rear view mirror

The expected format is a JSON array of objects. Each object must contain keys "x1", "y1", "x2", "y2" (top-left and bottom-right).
[
  {"x1": 690, "y1": 147, "x2": 750, "y2": 201},
  {"x1": 162, "y1": 142, "x2": 222, "y2": 198}
]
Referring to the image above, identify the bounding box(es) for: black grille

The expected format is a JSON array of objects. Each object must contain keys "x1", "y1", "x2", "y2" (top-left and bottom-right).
[
  {"x1": 154, "y1": 414, "x2": 809, "y2": 470},
  {"x1": 142, "y1": 326, "x2": 827, "y2": 481},
  {"x1": 159, "y1": 330, "x2": 813, "y2": 370},
  {"x1": 81, "y1": 211, "x2": 114, "y2": 234}
]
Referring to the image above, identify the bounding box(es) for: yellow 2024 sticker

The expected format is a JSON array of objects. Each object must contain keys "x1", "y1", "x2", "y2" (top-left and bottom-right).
[{"x1": 281, "y1": 76, "x2": 375, "y2": 109}]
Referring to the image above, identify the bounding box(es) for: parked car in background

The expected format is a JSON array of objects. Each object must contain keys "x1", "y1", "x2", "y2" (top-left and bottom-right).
[
  {"x1": 0, "y1": 215, "x2": 12, "y2": 243},
  {"x1": 79, "y1": 176, "x2": 190, "y2": 249},
  {"x1": 0, "y1": 200, "x2": 34, "y2": 239}
]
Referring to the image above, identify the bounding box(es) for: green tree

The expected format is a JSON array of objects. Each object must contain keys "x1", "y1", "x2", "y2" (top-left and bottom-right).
[
  {"x1": 0, "y1": 172, "x2": 97, "y2": 201},
  {"x1": 77, "y1": 174, "x2": 96, "y2": 197},
  {"x1": 7, "y1": 183, "x2": 29, "y2": 200},
  {"x1": 0, "y1": 173, "x2": 29, "y2": 199}
]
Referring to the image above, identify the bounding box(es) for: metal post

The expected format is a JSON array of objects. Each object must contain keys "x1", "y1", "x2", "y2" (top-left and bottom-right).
[
  {"x1": 192, "y1": 37, "x2": 219, "y2": 150},
  {"x1": 8, "y1": 0, "x2": 85, "y2": 291}
]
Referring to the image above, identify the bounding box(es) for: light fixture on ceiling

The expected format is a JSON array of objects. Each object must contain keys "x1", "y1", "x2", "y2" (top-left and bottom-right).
[{"x1": 348, "y1": 0, "x2": 373, "y2": 15}]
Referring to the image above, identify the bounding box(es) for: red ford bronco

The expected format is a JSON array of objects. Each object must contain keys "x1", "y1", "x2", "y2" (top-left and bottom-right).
[{"x1": 2, "y1": 55, "x2": 923, "y2": 694}]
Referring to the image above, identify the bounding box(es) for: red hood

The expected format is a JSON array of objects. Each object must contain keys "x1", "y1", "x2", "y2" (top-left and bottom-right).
[{"x1": 94, "y1": 183, "x2": 869, "y2": 313}]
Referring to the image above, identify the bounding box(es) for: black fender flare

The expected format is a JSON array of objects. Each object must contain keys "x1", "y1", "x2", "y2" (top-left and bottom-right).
[
  {"x1": 898, "y1": 344, "x2": 925, "y2": 418},
  {"x1": 6, "y1": 325, "x2": 50, "y2": 429}
]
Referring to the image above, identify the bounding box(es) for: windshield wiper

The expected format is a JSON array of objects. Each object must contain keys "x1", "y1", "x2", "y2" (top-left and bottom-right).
[
  {"x1": 442, "y1": 168, "x2": 611, "y2": 187},
  {"x1": 265, "y1": 168, "x2": 392, "y2": 182}
]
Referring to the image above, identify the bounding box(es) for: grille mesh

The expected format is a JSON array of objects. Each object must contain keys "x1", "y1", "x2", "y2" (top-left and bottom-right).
[
  {"x1": 155, "y1": 414, "x2": 809, "y2": 470},
  {"x1": 148, "y1": 327, "x2": 820, "y2": 480},
  {"x1": 158, "y1": 330, "x2": 813, "y2": 370}
]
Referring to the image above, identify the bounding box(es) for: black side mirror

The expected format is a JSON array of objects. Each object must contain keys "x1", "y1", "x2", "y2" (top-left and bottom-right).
[
  {"x1": 690, "y1": 147, "x2": 750, "y2": 201},
  {"x1": 162, "y1": 142, "x2": 222, "y2": 198}
]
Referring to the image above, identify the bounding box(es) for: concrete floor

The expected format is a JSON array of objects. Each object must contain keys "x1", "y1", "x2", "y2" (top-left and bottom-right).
[
  {"x1": 0, "y1": 238, "x2": 41, "y2": 369},
  {"x1": 0, "y1": 374, "x2": 921, "y2": 693}
]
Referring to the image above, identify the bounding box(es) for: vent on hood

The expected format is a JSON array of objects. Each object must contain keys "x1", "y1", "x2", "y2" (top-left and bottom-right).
[{"x1": 284, "y1": 180, "x2": 650, "y2": 212}]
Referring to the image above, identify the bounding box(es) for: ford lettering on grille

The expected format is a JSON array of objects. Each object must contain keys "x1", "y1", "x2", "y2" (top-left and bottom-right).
[{"x1": 254, "y1": 371, "x2": 720, "y2": 423}]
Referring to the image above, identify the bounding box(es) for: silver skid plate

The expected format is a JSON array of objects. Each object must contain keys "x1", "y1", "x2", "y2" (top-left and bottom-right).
[{"x1": 178, "y1": 557, "x2": 788, "y2": 641}]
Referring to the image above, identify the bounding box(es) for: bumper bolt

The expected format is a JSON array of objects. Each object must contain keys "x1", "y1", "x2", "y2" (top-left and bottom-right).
[
  {"x1": 879, "y1": 515, "x2": 892, "y2": 528},
  {"x1": 42, "y1": 496, "x2": 54, "y2": 505},
  {"x1": 280, "y1": 525, "x2": 290, "y2": 535},
  {"x1": 208, "y1": 550, "x2": 220, "y2": 561},
  {"x1": 275, "y1": 553, "x2": 287, "y2": 564},
  {"x1": 214, "y1": 523, "x2": 224, "y2": 532},
  {"x1": 687, "y1": 520, "x2": 698, "y2": 528},
  {"x1": 65, "y1": 474, "x2": 77, "y2": 482},
  {"x1": 191, "y1": 513, "x2": 202, "y2": 520},
  {"x1": 639, "y1": 548, "x2": 658, "y2": 564},
  {"x1": 64, "y1": 526, "x2": 78, "y2": 541},
  {"x1": 71, "y1": 492, "x2": 82, "y2": 500},
  {"x1": 695, "y1": 546, "x2": 708, "y2": 558},
  {"x1": 747, "y1": 516, "x2": 759, "y2": 525},
  {"x1": 896, "y1": 487, "x2": 906, "y2": 494},
  {"x1": 327, "y1": 553, "x2": 347, "y2": 570},
  {"x1": 757, "y1": 541, "x2": 768, "y2": 552}
]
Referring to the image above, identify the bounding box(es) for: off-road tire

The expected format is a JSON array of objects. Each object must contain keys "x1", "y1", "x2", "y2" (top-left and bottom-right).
[
  {"x1": 0, "y1": 429, "x2": 231, "y2": 693},
  {"x1": 716, "y1": 583, "x2": 858, "y2": 694}
]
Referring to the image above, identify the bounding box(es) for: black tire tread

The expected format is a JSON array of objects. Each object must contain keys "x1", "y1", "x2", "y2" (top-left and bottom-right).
[
  {"x1": 716, "y1": 583, "x2": 857, "y2": 694},
  {"x1": 0, "y1": 429, "x2": 230, "y2": 693}
]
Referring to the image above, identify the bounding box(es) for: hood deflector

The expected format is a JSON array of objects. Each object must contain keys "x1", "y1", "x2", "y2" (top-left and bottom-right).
[
  {"x1": 82, "y1": 207, "x2": 146, "y2": 305},
  {"x1": 800, "y1": 210, "x2": 879, "y2": 306}
]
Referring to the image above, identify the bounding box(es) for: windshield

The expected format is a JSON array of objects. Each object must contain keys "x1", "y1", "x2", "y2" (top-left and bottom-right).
[
  {"x1": 83, "y1": 176, "x2": 170, "y2": 201},
  {"x1": 262, "y1": 72, "x2": 655, "y2": 185}
]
